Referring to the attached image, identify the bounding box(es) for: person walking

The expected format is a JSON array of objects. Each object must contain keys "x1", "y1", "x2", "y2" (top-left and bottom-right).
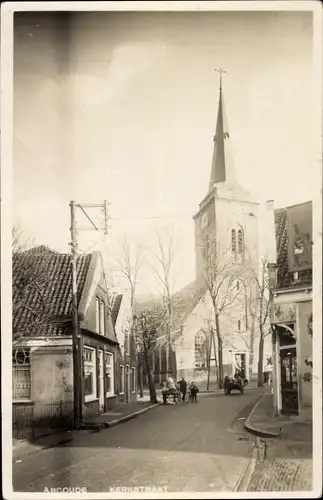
[
  {"x1": 189, "y1": 381, "x2": 199, "y2": 402},
  {"x1": 178, "y1": 377, "x2": 187, "y2": 402}
]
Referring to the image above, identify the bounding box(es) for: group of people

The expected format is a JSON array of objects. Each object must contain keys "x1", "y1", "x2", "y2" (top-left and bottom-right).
[{"x1": 161, "y1": 376, "x2": 199, "y2": 404}]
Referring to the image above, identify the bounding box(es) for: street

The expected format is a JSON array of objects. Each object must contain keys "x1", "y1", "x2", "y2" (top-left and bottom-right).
[{"x1": 13, "y1": 388, "x2": 262, "y2": 493}]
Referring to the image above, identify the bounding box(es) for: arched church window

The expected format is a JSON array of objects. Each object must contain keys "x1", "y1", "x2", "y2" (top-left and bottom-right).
[
  {"x1": 194, "y1": 332, "x2": 207, "y2": 368},
  {"x1": 231, "y1": 229, "x2": 237, "y2": 253},
  {"x1": 238, "y1": 229, "x2": 244, "y2": 253}
]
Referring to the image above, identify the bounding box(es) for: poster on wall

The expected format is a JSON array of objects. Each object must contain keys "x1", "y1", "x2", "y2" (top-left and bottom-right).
[{"x1": 286, "y1": 201, "x2": 312, "y2": 272}]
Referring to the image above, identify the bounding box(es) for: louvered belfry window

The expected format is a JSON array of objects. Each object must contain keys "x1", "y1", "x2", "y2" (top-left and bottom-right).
[
  {"x1": 238, "y1": 229, "x2": 244, "y2": 253},
  {"x1": 231, "y1": 229, "x2": 237, "y2": 253}
]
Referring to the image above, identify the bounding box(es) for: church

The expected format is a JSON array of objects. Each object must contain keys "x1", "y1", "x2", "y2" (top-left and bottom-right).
[{"x1": 151, "y1": 74, "x2": 272, "y2": 390}]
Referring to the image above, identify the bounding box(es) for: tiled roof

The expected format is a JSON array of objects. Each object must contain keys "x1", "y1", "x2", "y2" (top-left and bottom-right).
[
  {"x1": 13, "y1": 246, "x2": 92, "y2": 339},
  {"x1": 275, "y1": 208, "x2": 312, "y2": 289},
  {"x1": 111, "y1": 293, "x2": 123, "y2": 326}
]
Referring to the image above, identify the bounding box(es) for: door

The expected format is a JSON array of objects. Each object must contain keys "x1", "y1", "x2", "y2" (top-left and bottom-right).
[
  {"x1": 280, "y1": 347, "x2": 299, "y2": 414},
  {"x1": 125, "y1": 365, "x2": 130, "y2": 403},
  {"x1": 234, "y1": 353, "x2": 246, "y2": 379},
  {"x1": 98, "y1": 350, "x2": 104, "y2": 412}
]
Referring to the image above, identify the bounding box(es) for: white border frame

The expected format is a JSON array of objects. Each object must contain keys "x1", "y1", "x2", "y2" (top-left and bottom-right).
[{"x1": 1, "y1": 2, "x2": 322, "y2": 499}]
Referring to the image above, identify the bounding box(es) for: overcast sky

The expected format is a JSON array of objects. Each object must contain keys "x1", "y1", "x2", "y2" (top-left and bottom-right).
[{"x1": 13, "y1": 9, "x2": 319, "y2": 294}]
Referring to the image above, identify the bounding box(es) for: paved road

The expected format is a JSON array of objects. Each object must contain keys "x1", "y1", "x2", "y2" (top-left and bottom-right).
[{"x1": 13, "y1": 388, "x2": 262, "y2": 493}]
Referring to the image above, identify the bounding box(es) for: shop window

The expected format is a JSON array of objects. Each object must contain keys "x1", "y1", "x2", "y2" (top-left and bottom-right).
[
  {"x1": 105, "y1": 352, "x2": 115, "y2": 398},
  {"x1": 84, "y1": 346, "x2": 97, "y2": 402}
]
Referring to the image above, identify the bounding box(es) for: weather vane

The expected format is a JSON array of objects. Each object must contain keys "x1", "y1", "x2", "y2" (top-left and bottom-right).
[{"x1": 214, "y1": 67, "x2": 227, "y2": 90}]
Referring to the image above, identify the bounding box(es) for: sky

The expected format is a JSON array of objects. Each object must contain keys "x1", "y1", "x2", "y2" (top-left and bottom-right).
[{"x1": 13, "y1": 9, "x2": 320, "y2": 294}]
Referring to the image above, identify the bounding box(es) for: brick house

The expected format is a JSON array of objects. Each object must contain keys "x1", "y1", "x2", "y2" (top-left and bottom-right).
[
  {"x1": 12, "y1": 246, "x2": 123, "y2": 425},
  {"x1": 270, "y1": 201, "x2": 313, "y2": 416}
]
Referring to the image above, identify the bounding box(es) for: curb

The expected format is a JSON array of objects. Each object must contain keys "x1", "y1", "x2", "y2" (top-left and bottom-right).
[
  {"x1": 234, "y1": 444, "x2": 258, "y2": 492},
  {"x1": 244, "y1": 395, "x2": 280, "y2": 439},
  {"x1": 103, "y1": 402, "x2": 161, "y2": 428}
]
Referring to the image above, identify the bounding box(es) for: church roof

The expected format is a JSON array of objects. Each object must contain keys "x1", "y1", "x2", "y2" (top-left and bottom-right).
[
  {"x1": 170, "y1": 280, "x2": 207, "y2": 332},
  {"x1": 134, "y1": 281, "x2": 207, "y2": 338}
]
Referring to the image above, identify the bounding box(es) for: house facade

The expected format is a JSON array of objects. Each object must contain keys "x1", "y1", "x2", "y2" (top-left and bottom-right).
[
  {"x1": 111, "y1": 291, "x2": 137, "y2": 403},
  {"x1": 12, "y1": 247, "x2": 122, "y2": 426},
  {"x1": 270, "y1": 201, "x2": 313, "y2": 416}
]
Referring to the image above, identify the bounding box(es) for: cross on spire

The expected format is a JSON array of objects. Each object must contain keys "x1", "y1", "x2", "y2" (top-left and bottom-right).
[{"x1": 214, "y1": 67, "x2": 227, "y2": 90}]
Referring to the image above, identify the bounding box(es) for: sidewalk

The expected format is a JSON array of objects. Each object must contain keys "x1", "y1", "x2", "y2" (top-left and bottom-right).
[
  {"x1": 13, "y1": 397, "x2": 160, "y2": 461},
  {"x1": 245, "y1": 392, "x2": 313, "y2": 441},
  {"x1": 244, "y1": 393, "x2": 313, "y2": 492}
]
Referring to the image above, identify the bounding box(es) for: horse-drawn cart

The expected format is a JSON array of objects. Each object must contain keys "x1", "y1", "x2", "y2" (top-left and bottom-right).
[{"x1": 223, "y1": 376, "x2": 244, "y2": 395}]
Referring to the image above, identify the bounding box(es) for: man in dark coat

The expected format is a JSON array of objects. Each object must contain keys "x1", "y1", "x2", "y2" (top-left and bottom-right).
[{"x1": 178, "y1": 377, "x2": 187, "y2": 402}]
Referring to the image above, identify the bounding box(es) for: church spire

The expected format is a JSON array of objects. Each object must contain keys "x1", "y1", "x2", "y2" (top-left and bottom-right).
[{"x1": 208, "y1": 68, "x2": 234, "y2": 193}]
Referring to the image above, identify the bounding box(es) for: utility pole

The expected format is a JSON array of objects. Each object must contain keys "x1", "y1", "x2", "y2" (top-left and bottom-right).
[
  {"x1": 70, "y1": 201, "x2": 82, "y2": 429},
  {"x1": 69, "y1": 200, "x2": 110, "y2": 429}
]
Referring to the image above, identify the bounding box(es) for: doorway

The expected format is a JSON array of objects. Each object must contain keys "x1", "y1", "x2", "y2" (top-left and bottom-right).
[
  {"x1": 234, "y1": 353, "x2": 246, "y2": 379},
  {"x1": 98, "y1": 350, "x2": 104, "y2": 412},
  {"x1": 277, "y1": 324, "x2": 299, "y2": 415},
  {"x1": 125, "y1": 365, "x2": 130, "y2": 403}
]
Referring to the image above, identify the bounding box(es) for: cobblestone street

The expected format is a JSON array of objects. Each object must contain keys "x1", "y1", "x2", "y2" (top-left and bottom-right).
[{"x1": 13, "y1": 389, "x2": 261, "y2": 493}]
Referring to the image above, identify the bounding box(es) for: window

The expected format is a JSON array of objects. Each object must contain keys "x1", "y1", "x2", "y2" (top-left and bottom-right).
[
  {"x1": 131, "y1": 367, "x2": 136, "y2": 393},
  {"x1": 95, "y1": 298, "x2": 100, "y2": 333},
  {"x1": 201, "y1": 212, "x2": 209, "y2": 229},
  {"x1": 100, "y1": 300, "x2": 105, "y2": 335},
  {"x1": 238, "y1": 229, "x2": 244, "y2": 254},
  {"x1": 194, "y1": 332, "x2": 207, "y2": 368},
  {"x1": 231, "y1": 229, "x2": 237, "y2": 253},
  {"x1": 105, "y1": 352, "x2": 114, "y2": 397},
  {"x1": 124, "y1": 331, "x2": 130, "y2": 354},
  {"x1": 236, "y1": 281, "x2": 240, "y2": 290},
  {"x1": 12, "y1": 348, "x2": 31, "y2": 400},
  {"x1": 238, "y1": 320, "x2": 241, "y2": 331},
  {"x1": 120, "y1": 365, "x2": 125, "y2": 394},
  {"x1": 84, "y1": 346, "x2": 97, "y2": 402}
]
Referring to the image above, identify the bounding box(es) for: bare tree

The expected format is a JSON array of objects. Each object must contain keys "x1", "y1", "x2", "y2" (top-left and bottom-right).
[
  {"x1": 200, "y1": 234, "x2": 243, "y2": 388},
  {"x1": 133, "y1": 305, "x2": 163, "y2": 403},
  {"x1": 148, "y1": 227, "x2": 180, "y2": 380},
  {"x1": 244, "y1": 256, "x2": 271, "y2": 387},
  {"x1": 113, "y1": 237, "x2": 143, "y2": 394},
  {"x1": 236, "y1": 280, "x2": 256, "y2": 380},
  {"x1": 12, "y1": 227, "x2": 53, "y2": 341}
]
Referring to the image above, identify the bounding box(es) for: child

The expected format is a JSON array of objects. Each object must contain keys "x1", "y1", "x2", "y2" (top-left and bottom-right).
[{"x1": 189, "y1": 381, "x2": 199, "y2": 402}]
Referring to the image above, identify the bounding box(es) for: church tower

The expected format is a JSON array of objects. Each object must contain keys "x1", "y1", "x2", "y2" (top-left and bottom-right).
[{"x1": 194, "y1": 71, "x2": 259, "y2": 284}]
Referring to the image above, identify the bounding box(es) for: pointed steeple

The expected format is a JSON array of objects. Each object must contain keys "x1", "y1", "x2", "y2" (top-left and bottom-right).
[{"x1": 208, "y1": 69, "x2": 235, "y2": 193}]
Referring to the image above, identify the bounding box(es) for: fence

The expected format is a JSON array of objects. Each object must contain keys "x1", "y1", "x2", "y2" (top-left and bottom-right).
[{"x1": 13, "y1": 400, "x2": 74, "y2": 441}]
